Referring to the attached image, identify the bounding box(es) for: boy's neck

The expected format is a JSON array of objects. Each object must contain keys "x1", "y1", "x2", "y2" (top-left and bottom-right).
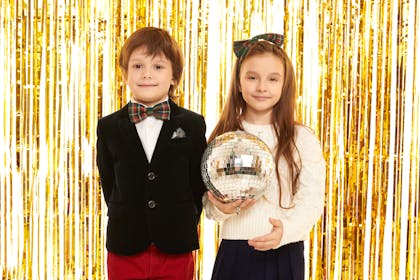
[{"x1": 131, "y1": 97, "x2": 169, "y2": 107}]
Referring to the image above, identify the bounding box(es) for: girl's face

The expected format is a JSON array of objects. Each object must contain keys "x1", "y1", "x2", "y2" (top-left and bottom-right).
[
  {"x1": 239, "y1": 53, "x2": 285, "y2": 124},
  {"x1": 124, "y1": 46, "x2": 174, "y2": 106}
]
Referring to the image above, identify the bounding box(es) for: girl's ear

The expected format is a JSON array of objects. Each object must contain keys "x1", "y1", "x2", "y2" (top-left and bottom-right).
[{"x1": 170, "y1": 79, "x2": 175, "y2": 85}]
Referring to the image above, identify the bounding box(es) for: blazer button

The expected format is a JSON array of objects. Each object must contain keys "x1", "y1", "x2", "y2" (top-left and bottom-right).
[
  {"x1": 147, "y1": 172, "x2": 156, "y2": 181},
  {"x1": 148, "y1": 200, "x2": 157, "y2": 209}
]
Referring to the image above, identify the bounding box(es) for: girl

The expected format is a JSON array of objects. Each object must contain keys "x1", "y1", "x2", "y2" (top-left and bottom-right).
[{"x1": 203, "y1": 33, "x2": 326, "y2": 280}]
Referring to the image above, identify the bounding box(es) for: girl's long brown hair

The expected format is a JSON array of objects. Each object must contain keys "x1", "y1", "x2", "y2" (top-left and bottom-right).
[{"x1": 209, "y1": 41, "x2": 301, "y2": 206}]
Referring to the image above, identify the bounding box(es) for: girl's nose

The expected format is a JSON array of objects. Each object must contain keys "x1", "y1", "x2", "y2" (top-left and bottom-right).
[{"x1": 256, "y1": 81, "x2": 267, "y2": 92}]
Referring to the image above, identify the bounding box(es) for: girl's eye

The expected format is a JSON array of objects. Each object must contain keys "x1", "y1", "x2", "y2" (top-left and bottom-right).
[
  {"x1": 154, "y1": 65, "x2": 163, "y2": 69},
  {"x1": 269, "y1": 78, "x2": 278, "y2": 82},
  {"x1": 134, "y1": 64, "x2": 142, "y2": 69},
  {"x1": 247, "y1": 76, "x2": 256, "y2": 80}
]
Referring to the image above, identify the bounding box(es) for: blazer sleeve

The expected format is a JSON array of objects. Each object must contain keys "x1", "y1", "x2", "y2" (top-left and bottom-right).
[
  {"x1": 189, "y1": 115, "x2": 208, "y2": 223},
  {"x1": 96, "y1": 119, "x2": 115, "y2": 205}
]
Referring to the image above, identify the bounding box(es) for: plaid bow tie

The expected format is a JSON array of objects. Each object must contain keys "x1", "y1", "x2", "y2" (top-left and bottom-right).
[
  {"x1": 128, "y1": 100, "x2": 171, "y2": 123},
  {"x1": 233, "y1": 33, "x2": 284, "y2": 58}
]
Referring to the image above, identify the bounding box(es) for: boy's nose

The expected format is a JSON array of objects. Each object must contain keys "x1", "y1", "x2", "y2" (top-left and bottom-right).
[{"x1": 142, "y1": 68, "x2": 152, "y2": 78}]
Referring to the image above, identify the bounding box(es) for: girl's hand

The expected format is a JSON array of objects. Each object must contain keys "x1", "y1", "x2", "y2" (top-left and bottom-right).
[
  {"x1": 207, "y1": 191, "x2": 255, "y2": 215},
  {"x1": 248, "y1": 218, "x2": 283, "y2": 251}
]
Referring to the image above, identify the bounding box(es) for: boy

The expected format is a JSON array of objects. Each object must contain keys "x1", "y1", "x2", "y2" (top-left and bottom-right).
[{"x1": 96, "y1": 27, "x2": 207, "y2": 280}]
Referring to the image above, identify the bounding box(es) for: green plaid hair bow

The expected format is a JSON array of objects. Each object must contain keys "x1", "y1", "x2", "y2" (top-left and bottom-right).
[{"x1": 233, "y1": 33, "x2": 284, "y2": 58}]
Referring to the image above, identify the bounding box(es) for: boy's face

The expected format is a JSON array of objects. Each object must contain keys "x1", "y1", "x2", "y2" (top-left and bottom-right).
[{"x1": 124, "y1": 46, "x2": 174, "y2": 106}]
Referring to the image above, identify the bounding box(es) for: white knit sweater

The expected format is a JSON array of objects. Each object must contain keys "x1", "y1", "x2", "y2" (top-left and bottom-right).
[{"x1": 203, "y1": 121, "x2": 326, "y2": 248}]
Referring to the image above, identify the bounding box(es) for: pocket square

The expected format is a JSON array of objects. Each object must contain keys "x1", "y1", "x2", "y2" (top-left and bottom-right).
[{"x1": 171, "y1": 127, "x2": 186, "y2": 139}]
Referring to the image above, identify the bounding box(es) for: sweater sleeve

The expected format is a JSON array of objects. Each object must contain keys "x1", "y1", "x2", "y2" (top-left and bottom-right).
[
  {"x1": 202, "y1": 192, "x2": 235, "y2": 222},
  {"x1": 276, "y1": 126, "x2": 326, "y2": 247}
]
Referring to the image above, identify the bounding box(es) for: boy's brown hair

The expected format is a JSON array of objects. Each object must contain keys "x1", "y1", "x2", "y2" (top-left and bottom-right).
[{"x1": 118, "y1": 27, "x2": 184, "y2": 97}]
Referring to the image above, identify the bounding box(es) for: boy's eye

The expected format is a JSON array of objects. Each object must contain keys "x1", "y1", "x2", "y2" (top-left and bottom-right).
[{"x1": 155, "y1": 64, "x2": 165, "y2": 70}]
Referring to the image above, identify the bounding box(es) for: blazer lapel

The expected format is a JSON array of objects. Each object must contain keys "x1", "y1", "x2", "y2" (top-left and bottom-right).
[
  {"x1": 150, "y1": 100, "x2": 181, "y2": 165},
  {"x1": 118, "y1": 104, "x2": 149, "y2": 163}
]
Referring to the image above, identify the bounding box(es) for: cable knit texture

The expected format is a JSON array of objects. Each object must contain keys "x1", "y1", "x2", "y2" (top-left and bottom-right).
[{"x1": 203, "y1": 121, "x2": 326, "y2": 248}]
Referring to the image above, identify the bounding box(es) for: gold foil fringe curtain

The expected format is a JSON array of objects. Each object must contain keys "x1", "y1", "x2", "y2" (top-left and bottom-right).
[
  {"x1": 285, "y1": 0, "x2": 420, "y2": 279},
  {"x1": 1, "y1": 0, "x2": 419, "y2": 279}
]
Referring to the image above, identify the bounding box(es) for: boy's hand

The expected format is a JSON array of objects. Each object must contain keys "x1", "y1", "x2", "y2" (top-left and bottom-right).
[
  {"x1": 207, "y1": 191, "x2": 255, "y2": 215},
  {"x1": 248, "y1": 218, "x2": 283, "y2": 251}
]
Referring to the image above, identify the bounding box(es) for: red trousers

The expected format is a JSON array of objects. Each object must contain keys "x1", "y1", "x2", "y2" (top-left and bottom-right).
[{"x1": 107, "y1": 244, "x2": 194, "y2": 280}]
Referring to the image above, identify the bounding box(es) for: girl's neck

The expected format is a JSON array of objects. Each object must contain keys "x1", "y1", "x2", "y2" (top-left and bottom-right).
[{"x1": 242, "y1": 112, "x2": 272, "y2": 125}]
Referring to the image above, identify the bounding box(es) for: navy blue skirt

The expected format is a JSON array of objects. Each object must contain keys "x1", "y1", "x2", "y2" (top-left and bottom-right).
[{"x1": 211, "y1": 240, "x2": 304, "y2": 280}]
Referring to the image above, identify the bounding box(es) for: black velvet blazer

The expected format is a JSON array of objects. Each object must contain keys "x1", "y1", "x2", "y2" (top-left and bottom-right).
[{"x1": 96, "y1": 99, "x2": 207, "y2": 255}]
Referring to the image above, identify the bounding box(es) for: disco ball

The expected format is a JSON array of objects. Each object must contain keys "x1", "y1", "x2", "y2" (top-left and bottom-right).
[{"x1": 201, "y1": 130, "x2": 275, "y2": 202}]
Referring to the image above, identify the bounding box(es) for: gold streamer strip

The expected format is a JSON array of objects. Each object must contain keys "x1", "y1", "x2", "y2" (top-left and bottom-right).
[{"x1": 1, "y1": 0, "x2": 419, "y2": 279}]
